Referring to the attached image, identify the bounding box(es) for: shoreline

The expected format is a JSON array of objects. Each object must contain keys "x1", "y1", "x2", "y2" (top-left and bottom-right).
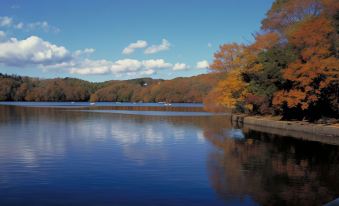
[{"x1": 231, "y1": 114, "x2": 339, "y2": 145}]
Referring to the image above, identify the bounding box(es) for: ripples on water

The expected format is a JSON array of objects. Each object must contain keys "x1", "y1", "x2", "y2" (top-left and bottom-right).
[{"x1": 0, "y1": 103, "x2": 338, "y2": 206}]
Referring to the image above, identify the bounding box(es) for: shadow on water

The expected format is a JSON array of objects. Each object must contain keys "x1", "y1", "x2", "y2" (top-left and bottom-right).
[
  {"x1": 204, "y1": 124, "x2": 339, "y2": 206},
  {"x1": 0, "y1": 105, "x2": 338, "y2": 206}
]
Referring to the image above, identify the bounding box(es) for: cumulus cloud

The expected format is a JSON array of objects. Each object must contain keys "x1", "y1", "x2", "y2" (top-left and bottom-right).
[
  {"x1": 141, "y1": 59, "x2": 172, "y2": 69},
  {"x1": 25, "y1": 21, "x2": 60, "y2": 33},
  {"x1": 196, "y1": 60, "x2": 209, "y2": 69},
  {"x1": 0, "y1": 16, "x2": 13, "y2": 27},
  {"x1": 122, "y1": 40, "x2": 148, "y2": 55},
  {"x1": 144, "y1": 39, "x2": 170, "y2": 54},
  {"x1": 0, "y1": 35, "x2": 180, "y2": 77},
  {"x1": 0, "y1": 36, "x2": 71, "y2": 67},
  {"x1": 111, "y1": 59, "x2": 142, "y2": 73},
  {"x1": 69, "y1": 58, "x2": 171, "y2": 75},
  {"x1": 172, "y1": 63, "x2": 189, "y2": 71},
  {"x1": 0, "y1": 31, "x2": 6, "y2": 40},
  {"x1": 14, "y1": 22, "x2": 24, "y2": 29},
  {"x1": 140, "y1": 69, "x2": 156, "y2": 75},
  {"x1": 69, "y1": 59, "x2": 112, "y2": 75},
  {"x1": 0, "y1": 16, "x2": 59, "y2": 33},
  {"x1": 74, "y1": 48, "x2": 95, "y2": 57}
]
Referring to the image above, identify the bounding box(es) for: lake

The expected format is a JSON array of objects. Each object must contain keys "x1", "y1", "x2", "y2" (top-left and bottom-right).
[{"x1": 0, "y1": 102, "x2": 338, "y2": 206}]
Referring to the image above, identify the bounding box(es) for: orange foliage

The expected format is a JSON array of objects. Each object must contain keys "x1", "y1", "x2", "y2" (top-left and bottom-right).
[
  {"x1": 250, "y1": 32, "x2": 280, "y2": 51},
  {"x1": 206, "y1": 32, "x2": 281, "y2": 112},
  {"x1": 273, "y1": 16, "x2": 339, "y2": 110},
  {"x1": 262, "y1": 0, "x2": 322, "y2": 32},
  {"x1": 322, "y1": 0, "x2": 339, "y2": 16},
  {"x1": 210, "y1": 43, "x2": 245, "y2": 72}
]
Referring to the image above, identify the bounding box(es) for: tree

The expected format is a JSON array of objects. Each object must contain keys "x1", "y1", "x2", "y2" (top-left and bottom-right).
[
  {"x1": 261, "y1": 0, "x2": 322, "y2": 33},
  {"x1": 272, "y1": 16, "x2": 339, "y2": 120},
  {"x1": 210, "y1": 43, "x2": 245, "y2": 73}
]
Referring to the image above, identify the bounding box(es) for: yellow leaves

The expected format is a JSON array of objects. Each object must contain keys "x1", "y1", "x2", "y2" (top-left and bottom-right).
[
  {"x1": 245, "y1": 104, "x2": 253, "y2": 112},
  {"x1": 214, "y1": 69, "x2": 248, "y2": 109}
]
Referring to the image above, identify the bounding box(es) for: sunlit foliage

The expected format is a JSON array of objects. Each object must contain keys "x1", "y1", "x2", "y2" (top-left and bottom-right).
[{"x1": 206, "y1": 0, "x2": 339, "y2": 120}]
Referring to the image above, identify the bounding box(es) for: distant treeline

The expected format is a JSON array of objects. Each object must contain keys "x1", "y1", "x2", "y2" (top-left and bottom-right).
[{"x1": 0, "y1": 73, "x2": 221, "y2": 103}]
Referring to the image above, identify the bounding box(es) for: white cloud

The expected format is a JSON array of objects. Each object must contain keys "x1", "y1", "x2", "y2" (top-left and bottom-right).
[
  {"x1": 111, "y1": 59, "x2": 142, "y2": 73},
  {"x1": 140, "y1": 69, "x2": 156, "y2": 75},
  {"x1": 74, "y1": 48, "x2": 95, "y2": 57},
  {"x1": 122, "y1": 40, "x2": 148, "y2": 55},
  {"x1": 0, "y1": 16, "x2": 59, "y2": 33},
  {"x1": 69, "y1": 58, "x2": 171, "y2": 76},
  {"x1": 0, "y1": 16, "x2": 13, "y2": 27},
  {"x1": 0, "y1": 36, "x2": 71, "y2": 67},
  {"x1": 172, "y1": 63, "x2": 189, "y2": 71},
  {"x1": 0, "y1": 34, "x2": 176, "y2": 77},
  {"x1": 69, "y1": 59, "x2": 112, "y2": 75},
  {"x1": 142, "y1": 59, "x2": 172, "y2": 69},
  {"x1": 15, "y1": 22, "x2": 24, "y2": 29},
  {"x1": 26, "y1": 21, "x2": 60, "y2": 33},
  {"x1": 207, "y1": 43, "x2": 212, "y2": 48},
  {"x1": 196, "y1": 60, "x2": 209, "y2": 69},
  {"x1": 0, "y1": 31, "x2": 6, "y2": 40},
  {"x1": 144, "y1": 39, "x2": 170, "y2": 54}
]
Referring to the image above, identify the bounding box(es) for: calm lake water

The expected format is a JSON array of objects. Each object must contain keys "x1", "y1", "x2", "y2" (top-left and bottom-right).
[{"x1": 0, "y1": 102, "x2": 338, "y2": 206}]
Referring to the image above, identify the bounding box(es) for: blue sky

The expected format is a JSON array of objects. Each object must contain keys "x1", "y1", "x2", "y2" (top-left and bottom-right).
[{"x1": 0, "y1": 0, "x2": 273, "y2": 82}]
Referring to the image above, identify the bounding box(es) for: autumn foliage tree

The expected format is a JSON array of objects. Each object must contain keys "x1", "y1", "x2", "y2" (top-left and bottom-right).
[
  {"x1": 206, "y1": 0, "x2": 339, "y2": 120},
  {"x1": 273, "y1": 16, "x2": 339, "y2": 119}
]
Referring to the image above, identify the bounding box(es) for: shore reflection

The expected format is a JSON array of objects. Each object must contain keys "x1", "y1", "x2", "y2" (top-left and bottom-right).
[
  {"x1": 204, "y1": 126, "x2": 339, "y2": 206},
  {"x1": 0, "y1": 105, "x2": 338, "y2": 205}
]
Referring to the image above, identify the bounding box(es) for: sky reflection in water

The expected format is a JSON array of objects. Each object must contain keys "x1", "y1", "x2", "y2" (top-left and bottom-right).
[{"x1": 0, "y1": 104, "x2": 338, "y2": 206}]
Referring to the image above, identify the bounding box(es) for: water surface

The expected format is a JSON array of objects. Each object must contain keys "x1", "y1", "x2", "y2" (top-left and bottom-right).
[{"x1": 0, "y1": 103, "x2": 338, "y2": 206}]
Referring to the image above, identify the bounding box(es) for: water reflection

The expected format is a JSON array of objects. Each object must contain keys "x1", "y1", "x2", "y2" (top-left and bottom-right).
[
  {"x1": 0, "y1": 105, "x2": 338, "y2": 206},
  {"x1": 0, "y1": 106, "x2": 210, "y2": 167},
  {"x1": 204, "y1": 126, "x2": 339, "y2": 206}
]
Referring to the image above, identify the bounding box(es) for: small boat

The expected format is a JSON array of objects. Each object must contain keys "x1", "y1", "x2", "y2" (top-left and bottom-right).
[{"x1": 90, "y1": 102, "x2": 96, "y2": 105}]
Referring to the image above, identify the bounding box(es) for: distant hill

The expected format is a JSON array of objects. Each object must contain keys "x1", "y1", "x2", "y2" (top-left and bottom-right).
[{"x1": 0, "y1": 73, "x2": 222, "y2": 103}]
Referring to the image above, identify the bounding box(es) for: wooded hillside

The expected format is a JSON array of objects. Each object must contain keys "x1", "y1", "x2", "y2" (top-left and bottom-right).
[{"x1": 0, "y1": 73, "x2": 221, "y2": 103}]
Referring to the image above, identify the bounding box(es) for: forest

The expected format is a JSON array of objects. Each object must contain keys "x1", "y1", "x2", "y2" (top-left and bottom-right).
[
  {"x1": 0, "y1": 73, "x2": 221, "y2": 103},
  {"x1": 205, "y1": 0, "x2": 338, "y2": 121}
]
